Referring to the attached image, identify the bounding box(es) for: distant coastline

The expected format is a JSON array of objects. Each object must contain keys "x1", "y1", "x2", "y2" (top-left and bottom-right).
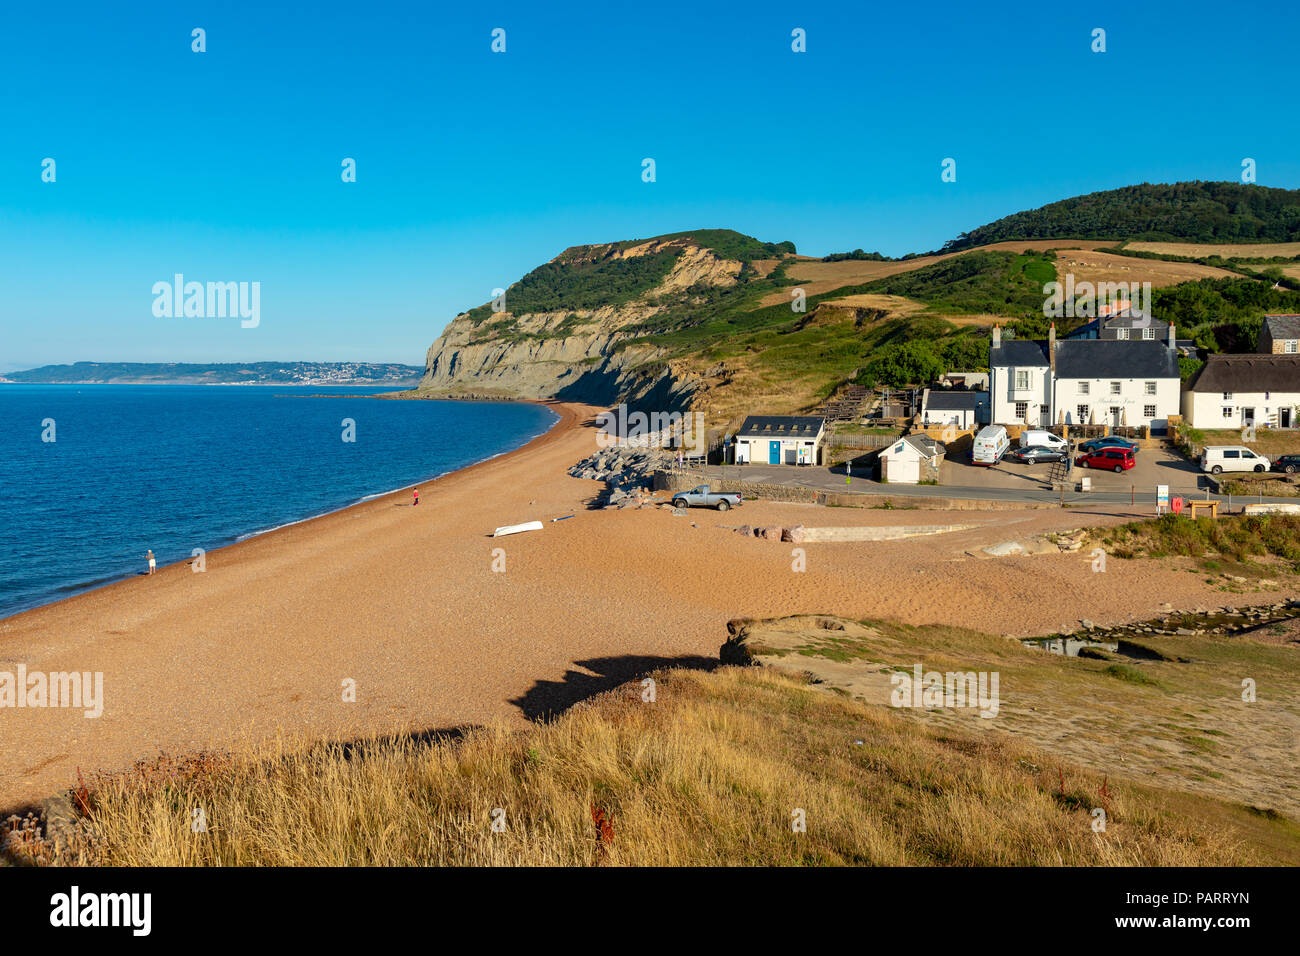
[{"x1": 0, "y1": 360, "x2": 424, "y2": 387}]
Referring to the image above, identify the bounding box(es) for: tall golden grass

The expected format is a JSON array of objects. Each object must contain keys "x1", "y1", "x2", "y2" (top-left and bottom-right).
[{"x1": 17, "y1": 666, "x2": 1270, "y2": 866}]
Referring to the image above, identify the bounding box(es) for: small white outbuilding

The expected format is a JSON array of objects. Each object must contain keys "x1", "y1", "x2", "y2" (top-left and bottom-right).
[{"x1": 879, "y1": 434, "x2": 944, "y2": 484}]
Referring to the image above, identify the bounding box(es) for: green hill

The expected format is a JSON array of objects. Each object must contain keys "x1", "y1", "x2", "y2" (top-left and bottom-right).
[{"x1": 943, "y1": 181, "x2": 1300, "y2": 252}]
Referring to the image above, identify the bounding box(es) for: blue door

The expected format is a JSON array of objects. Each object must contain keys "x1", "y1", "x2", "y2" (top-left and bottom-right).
[{"x1": 769, "y1": 441, "x2": 781, "y2": 464}]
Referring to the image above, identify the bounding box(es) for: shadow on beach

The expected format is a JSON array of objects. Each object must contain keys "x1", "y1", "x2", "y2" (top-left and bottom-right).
[{"x1": 511, "y1": 653, "x2": 719, "y2": 722}]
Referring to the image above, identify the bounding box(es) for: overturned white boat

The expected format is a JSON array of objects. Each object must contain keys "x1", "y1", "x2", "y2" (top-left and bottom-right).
[{"x1": 493, "y1": 520, "x2": 543, "y2": 537}]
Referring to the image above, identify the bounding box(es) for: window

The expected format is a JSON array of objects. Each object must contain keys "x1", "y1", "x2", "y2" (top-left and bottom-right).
[
  {"x1": 1286, "y1": 340, "x2": 1298, "y2": 353},
  {"x1": 1115, "y1": 328, "x2": 1129, "y2": 340},
  {"x1": 1223, "y1": 407, "x2": 1234, "y2": 418},
  {"x1": 1015, "y1": 402, "x2": 1028, "y2": 421},
  {"x1": 1223, "y1": 450, "x2": 1240, "y2": 460},
  {"x1": 1144, "y1": 381, "x2": 1156, "y2": 395},
  {"x1": 1078, "y1": 381, "x2": 1090, "y2": 395},
  {"x1": 1144, "y1": 404, "x2": 1157, "y2": 419},
  {"x1": 1076, "y1": 404, "x2": 1090, "y2": 422},
  {"x1": 1142, "y1": 327, "x2": 1155, "y2": 340},
  {"x1": 1109, "y1": 381, "x2": 1121, "y2": 395},
  {"x1": 1015, "y1": 370, "x2": 1030, "y2": 390},
  {"x1": 1223, "y1": 392, "x2": 1233, "y2": 401}
]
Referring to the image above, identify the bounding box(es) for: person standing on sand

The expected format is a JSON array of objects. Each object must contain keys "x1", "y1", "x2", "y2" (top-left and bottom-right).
[
  {"x1": 413, "y1": 488, "x2": 420, "y2": 506},
  {"x1": 146, "y1": 550, "x2": 156, "y2": 575}
]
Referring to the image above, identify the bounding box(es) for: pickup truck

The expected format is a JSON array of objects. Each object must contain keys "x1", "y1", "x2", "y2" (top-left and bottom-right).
[{"x1": 670, "y1": 485, "x2": 743, "y2": 512}]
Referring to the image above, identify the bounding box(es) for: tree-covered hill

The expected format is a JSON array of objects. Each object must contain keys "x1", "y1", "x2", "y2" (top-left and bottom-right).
[{"x1": 943, "y1": 182, "x2": 1300, "y2": 252}]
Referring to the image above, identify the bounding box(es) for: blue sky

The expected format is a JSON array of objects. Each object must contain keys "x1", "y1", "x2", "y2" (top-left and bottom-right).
[{"x1": 2, "y1": 0, "x2": 1297, "y2": 369}]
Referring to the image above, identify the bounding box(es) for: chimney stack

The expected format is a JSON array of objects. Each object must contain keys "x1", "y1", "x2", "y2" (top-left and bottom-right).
[
  {"x1": 992, "y1": 324, "x2": 1001, "y2": 349},
  {"x1": 1048, "y1": 322, "x2": 1056, "y2": 372},
  {"x1": 1168, "y1": 320, "x2": 1176, "y2": 350}
]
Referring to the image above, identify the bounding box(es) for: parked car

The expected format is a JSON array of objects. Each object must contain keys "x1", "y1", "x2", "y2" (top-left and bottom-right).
[
  {"x1": 1271, "y1": 454, "x2": 1300, "y2": 475},
  {"x1": 1077, "y1": 447, "x2": 1135, "y2": 472},
  {"x1": 1018, "y1": 429, "x2": 1069, "y2": 452},
  {"x1": 1199, "y1": 445, "x2": 1269, "y2": 475},
  {"x1": 971, "y1": 425, "x2": 1009, "y2": 465},
  {"x1": 670, "y1": 485, "x2": 743, "y2": 511},
  {"x1": 1005, "y1": 445, "x2": 1068, "y2": 465},
  {"x1": 1078, "y1": 435, "x2": 1140, "y2": 455}
]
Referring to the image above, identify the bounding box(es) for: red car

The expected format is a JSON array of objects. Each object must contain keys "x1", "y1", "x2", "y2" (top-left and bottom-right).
[{"x1": 1077, "y1": 447, "x2": 1135, "y2": 473}]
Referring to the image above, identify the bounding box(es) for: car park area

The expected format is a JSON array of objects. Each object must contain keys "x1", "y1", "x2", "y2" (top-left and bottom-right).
[{"x1": 941, "y1": 438, "x2": 1206, "y2": 495}]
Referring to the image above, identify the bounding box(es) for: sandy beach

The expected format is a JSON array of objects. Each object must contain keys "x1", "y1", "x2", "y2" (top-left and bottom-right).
[{"x1": 2, "y1": 400, "x2": 1297, "y2": 812}]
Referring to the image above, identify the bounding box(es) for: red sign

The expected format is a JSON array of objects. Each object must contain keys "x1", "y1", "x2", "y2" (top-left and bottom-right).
[{"x1": 1172, "y1": 496, "x2": 1184, "y2": 515}]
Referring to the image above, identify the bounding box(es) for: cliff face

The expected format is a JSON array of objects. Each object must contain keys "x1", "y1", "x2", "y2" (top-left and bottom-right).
[{"x1": 419, "y1": 237, "x2": 744, "y2": 412}]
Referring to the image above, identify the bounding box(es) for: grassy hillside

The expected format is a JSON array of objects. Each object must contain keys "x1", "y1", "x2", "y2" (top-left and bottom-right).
[
  {"x1": 15, "y1": 662, "x2": 1292, "y2": 866},
  {"x1": 856, "y1": 250, "x2": 1056, "y2": 319},
  {"x1": 944, "y1": 182, "x2": 1300, "y2": 252}
]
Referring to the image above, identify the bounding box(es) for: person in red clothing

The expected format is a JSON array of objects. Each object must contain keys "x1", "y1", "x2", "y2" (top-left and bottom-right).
[{"x1": 412, "y1": 488, "x2": 420, "y2": 506}]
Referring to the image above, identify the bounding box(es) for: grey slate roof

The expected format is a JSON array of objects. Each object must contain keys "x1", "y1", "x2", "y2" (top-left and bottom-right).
[
  {"x1": 992, "y1": 339, "x2": 1178, "y2": 377},
  {"x1": 1264, "y1": 315, "x2": 1300, "y2": 340},
  {"x1": 884, "y1": 434, "x2": 942, "y2": 458},
  {"x1": 905, "y1": 434, "x2": 942, "y2": 457},
  {"x1": 737, "y1": 415, "x2": 825, "y2": 438},
  {"x1": 1186, "y1": 354, "x2": 1300, "y2": 393},
  {"x1": 989, "y1": 340, "x2": 1049, "y2": 367},
  {"x1": 1053, "y1": 340, "x2": 1179, "y2": 379},
  {"x1": 925, "y1": 389, "x2": 987, "y2": 411}
]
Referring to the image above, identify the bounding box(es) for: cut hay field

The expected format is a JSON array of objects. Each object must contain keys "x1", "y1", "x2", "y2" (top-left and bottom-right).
[
  {"x1": 1053, "y1": 249, "x2": 1236, "y2": 287},
  {"x1": 759, "y1": 240, "x2": 1113, "y2": 307},
  {"x1": 822, "y1": 292, "x2": 1001, "y2": 327},
  {"x1": 1126, "y1": 241, "x2": 1300, "y2": 259}
]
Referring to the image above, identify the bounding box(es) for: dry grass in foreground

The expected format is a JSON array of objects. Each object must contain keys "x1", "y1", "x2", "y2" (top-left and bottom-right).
[{"x1": 7, "y1": 666, "x2": 1287, "y2": 866}]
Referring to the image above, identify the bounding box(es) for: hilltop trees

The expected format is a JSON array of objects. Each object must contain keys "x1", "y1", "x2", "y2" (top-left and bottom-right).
[{"x1": 942, "y1": 182, "x2": 1300, "y2": 252}]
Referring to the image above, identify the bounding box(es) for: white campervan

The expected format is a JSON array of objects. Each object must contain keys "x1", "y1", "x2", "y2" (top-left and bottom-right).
[
  {"x1": 1200, "y1": 445, "x2": 1269, "y2": 475},
  {"x1": 1018, "y1": 429, "x2": 1069, "y2": 452},
  {"x1": 972, "y1": 425, "x2": 1009, "y2": 465}
]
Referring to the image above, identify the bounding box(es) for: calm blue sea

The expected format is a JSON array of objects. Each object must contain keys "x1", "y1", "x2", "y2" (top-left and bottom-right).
[{"x1": 0, "y1": 386, "x2": 557, "y2": 618}]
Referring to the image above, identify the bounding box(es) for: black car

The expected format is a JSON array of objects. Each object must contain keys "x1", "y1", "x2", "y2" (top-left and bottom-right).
[
  {"x1": 1005, "y1": 445, "x2": 1068, "y2": 465},
  {"x1": 1271, "y1": 454, "x2": 1300, "y2": 475},
  {"x1": 1078, "y1": 435, "x2": 1140, "y2": 455}
]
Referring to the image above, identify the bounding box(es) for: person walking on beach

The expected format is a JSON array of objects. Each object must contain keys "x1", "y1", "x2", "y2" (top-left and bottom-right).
[
  {"x1": 412, "y1": 488, "x2": 420, "y2": 506},
  {"x1": 146, "y1": 549, "x2": 156, "y2": 575}
]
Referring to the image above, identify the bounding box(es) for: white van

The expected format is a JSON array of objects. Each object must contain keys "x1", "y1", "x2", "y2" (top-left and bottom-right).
[
  {"x1": 1200, "y1": 445, "x2": 1269, "y2": 475},
  {"x1": 1019, "y1": 429, "x2": 1069, "y2": 452},
  {"x1": 972, "y1": 425, "x2": 1009, "y2": 465}
]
